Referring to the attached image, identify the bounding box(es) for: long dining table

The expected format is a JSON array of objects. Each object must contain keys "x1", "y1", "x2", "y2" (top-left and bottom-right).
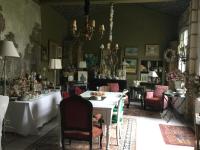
[{"x1": 80, "y1": 90, "x2": 123, "y2": 150}]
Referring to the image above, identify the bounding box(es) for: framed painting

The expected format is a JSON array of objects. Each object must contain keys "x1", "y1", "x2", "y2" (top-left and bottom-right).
[
  {"x1": 125, "y1": 58, "x2": 137, "y2": 74},
  {"x1": 41, "y1": 46, "x2": 48, "y2": 62},
  {"x1": 145, "y1": 44, "x2": 160, "y2": 58},
  {"x1": 48, "y1": 40, "x2": 62, "y2": 59},
  {"x1": 140, "y1": 73, "x2": 149, "y2": 82},
  {"x1": 125, "y1": 47, "x2": 138, "y2": 57},
  {"x1": 78, "y1": 71, "x2": 88, "y2": 83}
]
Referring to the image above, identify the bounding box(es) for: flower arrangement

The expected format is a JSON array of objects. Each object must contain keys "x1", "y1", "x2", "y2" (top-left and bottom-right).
[{"x1": 166, "y1": 69, "x2": 185, "y2": 81}]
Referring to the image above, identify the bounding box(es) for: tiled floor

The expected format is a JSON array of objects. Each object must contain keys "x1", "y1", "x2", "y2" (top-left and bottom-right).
[{"x1": 2, "y1": 103, "x2": 194, "y2": 150}]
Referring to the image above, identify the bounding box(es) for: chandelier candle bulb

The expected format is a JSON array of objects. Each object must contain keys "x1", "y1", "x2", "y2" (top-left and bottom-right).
[
  {"x1": 100, "y1": 44, "x2": 104, "y2": 49},
  {"x1": 92, "y1": 20, "x2": 95, "y2": 27}
]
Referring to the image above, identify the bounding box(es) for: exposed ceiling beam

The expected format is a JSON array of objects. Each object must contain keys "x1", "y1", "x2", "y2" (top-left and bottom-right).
[{"x1": 39, "y1": 0, "x2": 175, "y2": 5}]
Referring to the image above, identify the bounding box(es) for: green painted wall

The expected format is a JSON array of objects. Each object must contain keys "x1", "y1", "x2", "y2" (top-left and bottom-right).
[
  {"x1": 72, "y1": 4, "x2": 178, "y2": 85},
  {"x1": 40, "y1": 4, "x2": 68, "y2": 82}
]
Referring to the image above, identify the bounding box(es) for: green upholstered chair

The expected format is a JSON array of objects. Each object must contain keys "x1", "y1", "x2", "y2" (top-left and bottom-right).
[{"x1": 112, "y1": 89, "x2": 128, "y2": 145}]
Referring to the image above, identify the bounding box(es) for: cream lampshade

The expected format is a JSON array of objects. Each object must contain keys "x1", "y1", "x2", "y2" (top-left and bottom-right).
[
  {"x1": 0, "y1": 40, "x2": 20, "y2": 95},
  {"x1": 148, "y1": 71, "x2": 158, "y2": 78},
  {"x1": 49, "y1": 59, "x2": 62, "y2": 89},
  {"x1": 148, "y1": 70, "x2": 158, "y2": 83},
  {"x1": 79, "y1": 61, "x2": 87, "y2": 69}
]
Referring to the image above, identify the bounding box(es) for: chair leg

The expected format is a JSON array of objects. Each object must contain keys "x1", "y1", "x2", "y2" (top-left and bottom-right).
[
  {"x1": 89, "y1": 140, "x2": 92, "y2": 150},
  {"x1": 116, "y1": 125, "x2": 120, "y2": 146},
  {"x1": 61, "y1": 137, "x2": 65, "y2": 150},
  {"x1": 100, "y1": 132, "x2": 103, "y2": 149}
]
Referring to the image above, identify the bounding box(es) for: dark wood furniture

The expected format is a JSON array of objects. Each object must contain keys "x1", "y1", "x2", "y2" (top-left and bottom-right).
[
  {"x1": 128, "y1": 86, "x2": 145, "y2": 108},
  {"x1": 60, "y1": 95, "x2": 103, "y2": 150},
  {"x1": 88, "y1": 78, "x2": 127, "y2": 91}
]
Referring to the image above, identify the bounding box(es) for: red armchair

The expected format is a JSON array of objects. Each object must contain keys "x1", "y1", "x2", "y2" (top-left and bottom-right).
[{"x1": 144, "y1": 85, "x2": 168, "y2": 111}]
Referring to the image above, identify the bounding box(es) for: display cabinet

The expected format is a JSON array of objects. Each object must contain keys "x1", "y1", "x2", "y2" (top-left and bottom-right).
[{"x1": 139, "y1": 59, "x2": 164, "y2": 84}]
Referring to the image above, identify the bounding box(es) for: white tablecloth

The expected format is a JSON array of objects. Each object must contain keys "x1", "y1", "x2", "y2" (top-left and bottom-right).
[{"x1": 5, "y1": 90, "x2": 62, "y2": 136}]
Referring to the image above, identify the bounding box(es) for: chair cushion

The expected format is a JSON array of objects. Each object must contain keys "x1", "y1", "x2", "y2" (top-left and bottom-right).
[
  {"x1": 107, "y1": 83, "x2": 119, "y2": 92},
  {"x1": 153, "y1": 85, "x2": 168, "y2": 98},
  {"x1": 146, "y1": 91, "x2": 154, "y2": 99},
  {"x1": 64, "y1": 125, "x2": 102, "y2": 139}
]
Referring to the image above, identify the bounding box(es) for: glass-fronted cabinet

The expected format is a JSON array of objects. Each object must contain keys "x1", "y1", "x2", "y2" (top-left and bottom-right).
[{"x1": 139, "y1": 59, "x2": 164, "y2": 84}]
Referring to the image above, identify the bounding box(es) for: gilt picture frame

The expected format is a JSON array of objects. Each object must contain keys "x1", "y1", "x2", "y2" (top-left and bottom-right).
[
  {"x1": 145, "y1": 44, "x2": 160, "y2": 58},
  {"x1": 125, "y1": 47, "x2": 138, "y2": 57},
  {"x1": 125, "y1": 58, "x2": 137, "y2": 74}
]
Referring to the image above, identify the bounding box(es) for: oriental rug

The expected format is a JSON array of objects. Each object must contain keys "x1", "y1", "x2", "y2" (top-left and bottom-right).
[
  {"x1": 25, "y1": 116, "x2": 136, "y2": 150},
  {"x1": 159, "y1": 124, "x2": 195, "y2": 147}
]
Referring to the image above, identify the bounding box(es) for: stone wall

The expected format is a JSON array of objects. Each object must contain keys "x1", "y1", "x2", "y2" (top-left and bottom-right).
[{"x1": 0, "y1": 0, "x2": 41, "y2": 78}]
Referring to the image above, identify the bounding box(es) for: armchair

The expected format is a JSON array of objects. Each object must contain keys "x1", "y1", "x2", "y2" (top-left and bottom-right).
[{"x1": 144, "y1": 85, "x2": 168, "y2": 111}]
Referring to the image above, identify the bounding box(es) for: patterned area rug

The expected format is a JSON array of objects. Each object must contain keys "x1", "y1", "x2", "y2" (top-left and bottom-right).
[
  {"x1": 25, "y1": 116, "x2": 136, "y2": 150},
  {"x1": 159, "y1": 124, "x2": 195, "y2": 147}
]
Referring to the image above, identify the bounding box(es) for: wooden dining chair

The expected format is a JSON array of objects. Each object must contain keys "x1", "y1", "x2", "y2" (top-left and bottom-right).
[{"x1": 60, "y1": 95, "x2": 103, "y2": 150}]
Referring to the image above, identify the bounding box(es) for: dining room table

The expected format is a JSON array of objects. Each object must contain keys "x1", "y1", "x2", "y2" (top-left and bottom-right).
[
  {"x1": 80, "y1": 90, "x2": 123, "y2": 150},
  {"x1": 5, "y1": 90, "x2": 62, "y2": 136}
]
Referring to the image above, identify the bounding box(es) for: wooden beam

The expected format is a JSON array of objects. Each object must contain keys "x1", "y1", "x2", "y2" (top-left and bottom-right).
[{"x1": 39, "y1": 0, "x2": 175, "y2": 5}]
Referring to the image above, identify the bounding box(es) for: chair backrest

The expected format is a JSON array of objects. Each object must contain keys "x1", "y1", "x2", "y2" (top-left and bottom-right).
[
  {"x1": 116, "y1": 97, "x2": 124, "y2": 123},
  {"x1": 74, "y1": 86, "x2": 84, "y2": 95},
  {"x1": 153, "y1": 85, "x2": 168, "y2": 98},
  {"x1": 0, "y1": 95, "x2": 9, "y2": 150},
  {"x1": 107, "y1": 83, "x2": 119, "y2": 92},
  {"x1": 60, "y1": 95, "x2": 93, "y2": 132},
  {"x1": 99, "y1": 85, "x2": 110, "y2": 92}
]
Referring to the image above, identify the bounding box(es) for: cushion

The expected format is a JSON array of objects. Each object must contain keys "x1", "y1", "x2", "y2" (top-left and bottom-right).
[
  {"x1": 146, "y1": 91, "x2": 154, "y2": 99},
  {"x1": 153, "y1": 85, "x2": 168, "y2": 98}
]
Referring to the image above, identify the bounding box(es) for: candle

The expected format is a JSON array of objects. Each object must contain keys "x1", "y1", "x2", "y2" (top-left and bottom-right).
[
  {"x1": 101, "y1": 24, "x2": 105, "y2": 31},
  {"x1": 92, "y1": 20, "x2": 95, "y2": 27}
]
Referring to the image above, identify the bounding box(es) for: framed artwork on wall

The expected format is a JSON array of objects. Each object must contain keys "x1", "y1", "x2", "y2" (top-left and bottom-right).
[
  {"x1": 125, "y1": 58, "x2": 137, "y2": 74},
  {"x1": 41, "y1": 46, "x2": 48, "y2": 62},
  {"x1": 125, "y1": 47, "x2": 138, "y2": 57},
  {"x1": 140, "y1": 73, "x2": 149, "y2": 82},
  {"x1": 48, "y1": 40, "x2": 62, "y2": 59},
  {"x1": 145, "y1": 44, "x2": 160, "y2": 58},
  {"x1": 78, "y1": 71, "x2": 88, "y2": 83}
]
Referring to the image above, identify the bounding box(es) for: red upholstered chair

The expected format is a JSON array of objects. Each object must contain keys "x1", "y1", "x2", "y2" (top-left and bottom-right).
[
  {"x1": 107, "y1": 83, "x2": 119, "y2": 92},
  {"x1": 62, "y1": 91, "x2": 70, "y2": 99},
  {"x1": 144, "y1": 85, "x2": 169, "y2": 111},
  {"x1": 60, "y1": 95, "x2": 103, "y2": 150},
  {"x1": 74, "y1": 86, "x2": 84, "y2": 95}
]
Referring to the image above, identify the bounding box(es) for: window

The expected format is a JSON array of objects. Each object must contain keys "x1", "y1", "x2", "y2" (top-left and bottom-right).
[{"x1": 178, "y1": 29, "x2": 188, "y2": 73}]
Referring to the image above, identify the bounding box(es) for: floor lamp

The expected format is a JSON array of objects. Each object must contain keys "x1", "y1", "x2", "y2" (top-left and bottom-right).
[
  {"x1": 49, "y1": 59, "x2": 62, "y2": 89},
  {"x1": 0, "y1": 40, "x2": 20, "y2": 95}
]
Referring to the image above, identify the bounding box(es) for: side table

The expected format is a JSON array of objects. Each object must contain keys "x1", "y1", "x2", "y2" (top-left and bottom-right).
[
  {"x1": 161, "y1": 91, "x2": 186, "y2": 122},
  {"x1": 129, "y1": 86, "x2": 145, "y2": 107}
]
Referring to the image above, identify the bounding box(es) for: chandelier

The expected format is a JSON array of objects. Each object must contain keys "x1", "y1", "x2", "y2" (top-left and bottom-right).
[
  {"x1": 100, "y1": 3, "x2": 119, "y2": 77},
  {"x1": 71, "y1": 0, "x2": 105, "y2": 40}
]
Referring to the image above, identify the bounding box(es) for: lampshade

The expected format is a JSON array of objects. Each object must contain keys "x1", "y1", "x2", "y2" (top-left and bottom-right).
[
  {"x1": 0, "y1": 40, "x2": 20, "y2": 57},
  {"x1": 79, "y1": 61, "x2": 87, "y2": 68},
  {"x1": 122, "y1": 60, "x2": 129, "y2": 66},
  {"x1": 148, "y1": 71, "x2": 158, "y2": 78},
  {"x1": 49, "y1": 59, "x2": 62, "y2": 69}
]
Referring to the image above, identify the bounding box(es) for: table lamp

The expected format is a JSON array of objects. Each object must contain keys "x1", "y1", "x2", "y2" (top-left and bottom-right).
[
  {"x1": 148, "y1": 70, "x2": 158, "y2": 83},
  {"x1": 49, "y1": 59, "x2": 62, "y2": 89},
  {"x1": 0, "y1": 40, "x2": 20, "y2": 95}
]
